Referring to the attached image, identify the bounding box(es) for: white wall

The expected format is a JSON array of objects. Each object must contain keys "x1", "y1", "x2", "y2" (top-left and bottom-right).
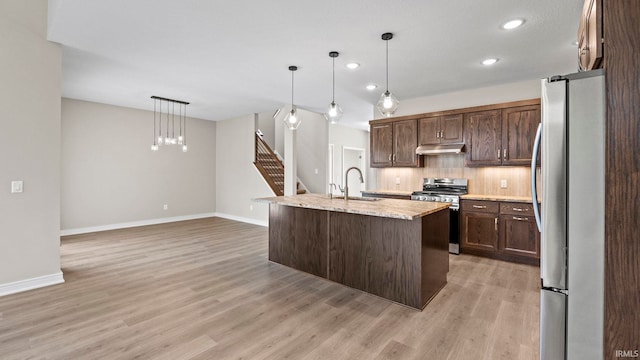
[
  {"x1": 256, "y1": 111, "x2": 275, "y2": 149},
  {"x1": 273, "y1": 106, "x2": 328, "y2": 194},
  {"x1": 215, "y1": 115, "x2": 273, "y2": 225},
  {"x1": 61, "y1": 98, "x2": 216, "y2": 232},
  {"x1": 373, "y1": 79, "x2": 541, "y2": 119},
  {"x1": 0, "y1": 0, "x2": 63, "y2": 290}
]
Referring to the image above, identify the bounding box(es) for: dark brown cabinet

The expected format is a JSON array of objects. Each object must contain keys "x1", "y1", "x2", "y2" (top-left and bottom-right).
[
  {"x1": 460, "y1": 200, "x2": 540, "y2": 265},
  {"x1": 418, "y1": 114, "x2": 463, "y2": 145},
  {"x1": 465, "y1": 105, "x2": 540, "y2": 167},
  {"x1": 502, "y1": 105, "x2": 541, "y2": 166},
  {"x1": 464, "y1": 110, "x2": 502, "y2": 166},
  {"x1": 370, "y1": 119, "x2": 422, "y2": 168},
  {"x1": 460, "y1": 200, "x2": 499, "y2": 252},
  {"x1": 578, "y1": 0, "x2": 603, "y2": 71},
  {"x1": 370, "y1": 123, "x2": 393, "y2": 167}
]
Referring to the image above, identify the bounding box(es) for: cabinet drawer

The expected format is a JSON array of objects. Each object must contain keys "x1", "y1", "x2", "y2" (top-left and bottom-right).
[
  {"x1": 500, "y1": 202, "x2": 534, "y2": 216},
  {"x1": 461, "y1": 200, "x2": 499, "y2": 213}
]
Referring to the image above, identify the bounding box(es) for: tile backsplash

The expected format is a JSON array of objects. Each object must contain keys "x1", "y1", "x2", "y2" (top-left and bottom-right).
[{"x1": 373, "y1": 154, "x2": 540, "y2": 197}]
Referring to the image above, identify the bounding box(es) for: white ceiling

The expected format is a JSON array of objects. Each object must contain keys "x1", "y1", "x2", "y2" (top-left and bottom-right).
[{"x1": 48, "y1": 0, "x2": 582, "y2": 130}]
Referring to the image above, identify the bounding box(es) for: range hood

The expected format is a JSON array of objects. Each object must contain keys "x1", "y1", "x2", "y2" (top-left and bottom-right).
[{"x1": 416, "y1": 143, "x2": 466, "y2": 155}]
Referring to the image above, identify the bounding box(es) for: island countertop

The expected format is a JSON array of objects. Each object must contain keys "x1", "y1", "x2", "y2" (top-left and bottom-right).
[{"x1": 254, "y1": 193, "x2": 449, "y2": 220}]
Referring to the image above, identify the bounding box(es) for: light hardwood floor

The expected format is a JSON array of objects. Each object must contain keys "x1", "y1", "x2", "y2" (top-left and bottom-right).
[{"x1": 0, "y1": 217, "x2": 540, "y2": 359}]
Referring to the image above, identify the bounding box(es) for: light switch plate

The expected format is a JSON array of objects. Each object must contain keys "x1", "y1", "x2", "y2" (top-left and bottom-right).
[
  {"x1": 500, "y1": 179, "x2": 507, "y2": 188},
  {"x1": 11, "y1": 181, "x2": 23, "y2": 193},
  {"x1": 395, "y1": 177, "x2": 401, "y2": 185}
]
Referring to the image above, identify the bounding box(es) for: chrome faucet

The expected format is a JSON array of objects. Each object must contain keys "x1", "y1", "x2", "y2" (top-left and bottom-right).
[{"x1": 344, "y1": 166, "x2": 364, "y2": 202}]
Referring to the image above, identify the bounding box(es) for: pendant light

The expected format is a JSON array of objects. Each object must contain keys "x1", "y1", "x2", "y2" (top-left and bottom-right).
[
  {"x1": 376, "y1": 32, "x2": 400, "y2": 117},
  {"x1": 284, "y1": 65, "x2": 302, "y2": 130},
  {"x1": 150, "y1": 95, "x2": 189, "y2": 152},
  {"x1": 324, "y1": 51, "x2": 343, "y2": 124}
]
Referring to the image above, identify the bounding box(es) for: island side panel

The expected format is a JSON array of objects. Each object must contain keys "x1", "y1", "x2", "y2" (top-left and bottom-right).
[
  {"x1": 327, "y1": 212, "x2": 369, "y2": 290},
  {"x1": 421, "y1": 209, "x2": 449, "y2": 307},
  {"x1": 369, "y1": 217, "x2": 423, "y2": 309},
  {"x1": 268, "y1": 204, "x2": 328, "y2": 278},
  {"x1": 328, "y1": 212, "x2": 423, "y2": 309}
]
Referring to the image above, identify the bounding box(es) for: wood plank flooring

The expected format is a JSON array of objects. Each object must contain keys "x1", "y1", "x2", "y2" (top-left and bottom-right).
[{"x1": 0, "y1": 217, "x2": 540, "y2": 359}]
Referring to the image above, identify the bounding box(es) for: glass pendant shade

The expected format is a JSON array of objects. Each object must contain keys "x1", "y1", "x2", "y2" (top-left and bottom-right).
[
  {"x1": 376, "y1": 90, "x2": 400, "y2": 117},
  {"x1": 284, "y1": 66, "x2": 301, "y2": 130},
  {"x1": 377, "y1": 32, "x2": 399, "y2": 117},
  {"x1": 284, "y1": 106, "x2": 302, "y2": 130},
  {"x1": 324, "y1": 102, "x2": 343, "y2": 124},
  {"x1": 324, "y1": 51, "x2": 343, "y2": 124}
]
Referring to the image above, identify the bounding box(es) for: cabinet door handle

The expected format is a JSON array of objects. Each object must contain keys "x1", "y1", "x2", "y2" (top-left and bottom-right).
[
  {"x1": 512, "y1": 207, "x2": 528, "y2": 212},
  {"x1": 503, "y1": 149, "x2": 507, "y2": 159},
  {"x1": 512, "y1": 216, "x2": 529, "y2": 221},
  {"x1": 472, "y1": 205, "x2": 487, "y2": 209},
  {"x1": 497, "y1": 149, "x2": 501, "y2": 160},
  {"x1": 495, "y1": 217, "x2": 498, "y2": 230},
  {"x1": 439, "y1": 130, "x2": 443, "y2": 138},
  {"x1": 388, "y1": 154, "x2": 392, "y2": 161},
  {"x1": 393, "y1": 154, "x2": 396, "y2": 162}
]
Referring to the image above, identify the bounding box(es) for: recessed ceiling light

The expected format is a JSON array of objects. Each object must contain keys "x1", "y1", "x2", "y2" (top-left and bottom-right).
[
  {"x1": 366, "y1": 84, "x2": 377, "y2": 91},
  {"x1": 482, "y1": 58, "x2": 499, "y2": 66},
  {"x1": 502, "y1": 19, "x2": 524, "y2": 30},
  {"x1": 346, "y1": 63, "x2": 360, "y2": 69}
]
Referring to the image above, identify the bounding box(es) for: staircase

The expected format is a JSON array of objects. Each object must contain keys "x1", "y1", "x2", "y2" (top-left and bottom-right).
[{"x1": 254, "y1": 132, "x2": 306, "y2": 196}]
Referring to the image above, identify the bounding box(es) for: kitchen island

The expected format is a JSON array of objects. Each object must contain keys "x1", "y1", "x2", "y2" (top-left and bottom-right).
[{"x1": 255, "y1": 193, "x2": 450, "y2": 310}]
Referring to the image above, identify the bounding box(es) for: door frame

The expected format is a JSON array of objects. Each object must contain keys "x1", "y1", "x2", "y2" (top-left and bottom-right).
[{"x1": 342, "y1": 146, "x2": 366, "y2": 194}]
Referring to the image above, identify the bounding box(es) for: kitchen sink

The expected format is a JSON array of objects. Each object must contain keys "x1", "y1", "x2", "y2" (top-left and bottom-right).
[{"x1": 332, "y1": 196, "x2": 381, "y2": 201}]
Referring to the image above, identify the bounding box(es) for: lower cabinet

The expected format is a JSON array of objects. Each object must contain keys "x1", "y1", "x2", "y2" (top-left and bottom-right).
[{"x1": 460, "y1": 200, "x2": 540, "y2": 265}]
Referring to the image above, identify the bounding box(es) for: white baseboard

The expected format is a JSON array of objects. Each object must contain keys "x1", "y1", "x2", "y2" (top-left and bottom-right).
[
  {"x1": 0, "y1": 271, "x2": 65, "y2": 297},
  {"x1": 213, "y1": 212, "x2": 268, "y2": 227},
  {"x1": 60, "y1": 212, "x2": 217, "y2": 236}
]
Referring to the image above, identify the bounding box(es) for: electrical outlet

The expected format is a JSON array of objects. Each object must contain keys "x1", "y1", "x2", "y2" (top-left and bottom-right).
[
  {"x1": 163, "y1": 204, "x2": 168, "y2": 210},
  {"x1": 395, "y1": 177, "x2": 401, "y2": 185},
  {"x1": 249, "y1": 205, "x2": 254, "y2": 211},
  {"x1": 500, "y1": 179, "x2": 508, "y2": 189},
  {"x1": 314, "y1": 168, "x2": 318, "y2": 175},
  {"x1": 11, "y1": 181, "x2": 23, "y2": 193}
]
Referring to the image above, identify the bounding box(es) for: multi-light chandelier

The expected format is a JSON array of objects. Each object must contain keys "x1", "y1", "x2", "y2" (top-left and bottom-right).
[{"x1": 150, "y1": 96, "x2": 189, "y2": 152}]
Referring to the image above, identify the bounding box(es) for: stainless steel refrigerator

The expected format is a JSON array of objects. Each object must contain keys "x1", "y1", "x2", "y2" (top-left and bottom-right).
[{"x1": 532, "y1": 69, "x2": 605, "y2": 360}]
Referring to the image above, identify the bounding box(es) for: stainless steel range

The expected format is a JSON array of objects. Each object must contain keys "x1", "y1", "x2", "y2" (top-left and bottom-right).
[{"x1": 411, "y1": 178, "x2": 468, "y2": 254}]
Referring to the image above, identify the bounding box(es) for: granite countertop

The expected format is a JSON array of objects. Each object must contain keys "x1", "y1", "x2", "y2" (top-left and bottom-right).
[
  {"x1": 461, "y1": 194, "x2": 540, "y2": 203},
  {"x1": 360, "y1": 189, "x2": 414, "y2": 196},
  {"x1": 254, "y1": 193, "x2": 449, "y2": 220}
]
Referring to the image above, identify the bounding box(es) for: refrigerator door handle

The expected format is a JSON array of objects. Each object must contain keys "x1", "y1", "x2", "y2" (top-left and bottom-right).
[{"x1": 531, "y1": 123, "x2": 542, "y2": 232}]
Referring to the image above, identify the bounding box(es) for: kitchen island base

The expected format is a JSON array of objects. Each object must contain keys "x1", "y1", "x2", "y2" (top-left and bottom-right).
[{"x1": 268, "y1": 204, "x2": 449, "y2": 310}]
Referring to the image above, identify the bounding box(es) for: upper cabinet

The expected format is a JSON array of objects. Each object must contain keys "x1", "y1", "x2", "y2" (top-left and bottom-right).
[
  {"x1": 465, "y1": 103, "x2": 541, "y2": 167},
  {"x1": 578, "y1": 0, "x2": 603, "y2": 71},
  {"x1": 501, "y1": 105, "x2": 541, "y2": 166},
  {"x1": 465, "y1": 110, "x2": 502, "y2": 166},
  {"x1": 370, "y1": 119, "x2": 422, "y2": 168},
  {"x1": 370, "y1": 99, "x2": 540, "y2": 168},
  {"x1": 370, "y1": 123, "x2": 393, "y2": 167},
  {"x1": 418, "y1": 114, "x2": 463, "y2": 145}
]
